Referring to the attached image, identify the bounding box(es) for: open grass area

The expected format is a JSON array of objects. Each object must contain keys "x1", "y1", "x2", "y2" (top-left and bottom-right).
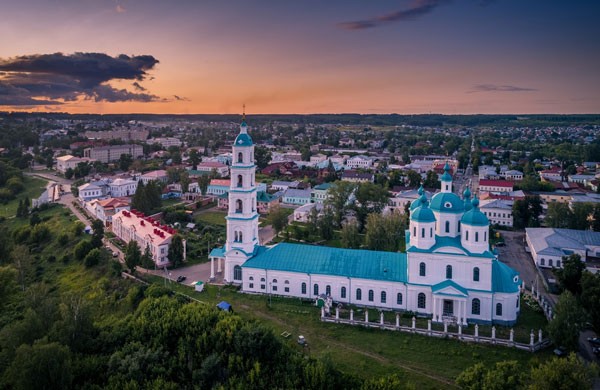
[
  {"x1": 0, "y1": 176, "x2": 47, "y2": 219},
  {"x1": 138, "y1": 275, "x2": 552, "y2": 388},
  {"x1": 195, "y1": 211, "x2": 227, "y2": 226}
]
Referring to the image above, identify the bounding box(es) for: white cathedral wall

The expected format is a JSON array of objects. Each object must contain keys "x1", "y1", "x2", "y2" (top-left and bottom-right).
[{"x1": 433, "y1": 211, "x2": 461, "y2": 237}]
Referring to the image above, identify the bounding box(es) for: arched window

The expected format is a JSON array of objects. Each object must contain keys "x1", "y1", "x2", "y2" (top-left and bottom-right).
[
  {"x1": 413, "y1": 227, "x2": 416, "y2": 236},
  {"x1": 397, "y1": 292, "x2": 403, "y2": 305},
  {"x1": 233, "y1": 265, "x2": 242, "y2": 281},
  {"x1": 540, "y1": 258, "x2": 545, "y2": 266},
  {"x1": 272, "y1": 279, "x2": 277, "y2": 283},
  {"x1": 484, "y1": 232, "x2": 487, "y2": 241},
  {"x1": 237, "y1": 175, "x2": 243, "y2": 187},
  {"x1": 430, "y1": 227, "x2": 433, "y2": 237},
  {"x1": 458, "y1": 221, "x2": 461, "y2": 232},
  {"x1": 418, "y1": 293, "x2": 426, "y2": 309},
  {"x1": 381, "y1": 291, "x2": 387, "y2": 303},
  {"x1": 356, "y1": 288, "x2": 362, "y2": 301},
  {"x1": 421, "y1": 228, "x2": 425, "y2": 238},
  {"x1": 368, "y1": 290, "x2": 374, "y2": 302},
  {"x1": 419, "y1": 262, "x2": 426, "y2": 276},
  {"x1": 496, "y1": 303, "x2": 503, "y2": 316},
  {"x1": 313, "y1": 284, "x2": 319, "y2": 296},
  {"x1": 284, "y1": 280, "x2": 289, "y2": 284},
  {"x1": 341, "y1": 286, "x2": 347, "y2": 299},
  {"x1": 475, "y1": 232, "x2": 479, "y2": 242},
  {"x1": 473, "y1": 267, "x2": 480, "y2": 282},
  {"x1": 445, "y1": 221, "x2": 450, "y2": 233},
  {"x1": 446, "y1": 265, "x2": 453, "y2": 279},
  {"x1": 549, "y1": 259, "x2": 553, "y2": 267},
  {"x1": 326, "y1": 285, "x2": 331, "y2": 296},
  {"x1": 236, "y1": 199, "x2": 243, "y2": 213},
  {"x1": 516, "y1": 298, "x2": 519, "y2": 308},
  {"x1": 556, "y1": 260, "x2": 561, "y2": 268},
  {"x1": 238, "y1": 152, "x2": 243, "y2": 163},
  {"x1": 466, "y1": 231, "x2": 469, "y2": 241},
  {"x1": 249, "y1": 276, "x2": 254, "y2": 281},
  {"x1": 472, "y1": 298, "x2": 480, "y2": 315},
  {"x1": 261, "y1": 277, "x2": 265, "y2": 282},
  {"x1": 301, "y1": 282, "x2": 306, "y2": 294}
]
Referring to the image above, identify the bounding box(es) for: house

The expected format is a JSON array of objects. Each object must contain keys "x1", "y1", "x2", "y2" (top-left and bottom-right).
[
  {"x1": 83, "y1": 144, "x2": 144, "y2": 163},
  {"x1": 109, "y1": 178, "x2": 138, "y2": 197},
  {"x1": 56, "y1": 155, "x2": 86, "y2": 174},
  {"x1": 526, "y1": 228, "x2": 600, "y2": 268},
  {"x1": 207, "y1": 179, "x2": 231, "y2": 196},
  {"x1": 341, "y1": 170, "x2": 374, "y2": 183},
  {"x1": 140, "y1": 170, "x2": 168, "y2": 185},
  {"x1": 479, "y1": 199, "x2": 513, "y2": 227},
  {"x1": 502, "y1": 170, "x2": 523, "y2": 181},
  {"x1": 146, "y1": 137, "x2": 182, "y2": 148},
  {"x1": 478, "y1": 165, "x2": 500, "y2": 180},
  {"x1": 346, "y1": 155, "x2": 373, "y2": 170},
  {"x1": 568, "y1": 174, "x2": 595, "y2": 185},
  {"x1": 271, "y1": 180, "x2": 300, "y2": 192},
  {"x1": 309, "y1": 154, "x2": 328, "y2": 164},
  {"x1": 385, "y1": 187, "x2": 434, "y2": 215},
  {"x1": 211, "y1": 118, "x2": 522, "y2": 326},
  {"x1": 196, "y1": 161, "x2": 229, "y2": 177},
  {"x1": 293, "y1": 202, "x2": 323, "y2": 222},
  {"x1": 311, "y1": 182, "x2": 333, "y2": 204},
  {"x1": 282, "y1": 188, "x2": 312, "y2": 206},
  {"x1": 88, "y1": 197, "x2": 131, "y2": 225},
  {"x1": 539, "y1": 167, "x2": 562, "y2": 182},
  {"x1": 112, "y1": 209, "x2": 185, "y2": 267},
  {"x1": 78, "y1": 183, "x2": 105, "y2": 202},
  {"x1": 478, "y1": 179, "x2": 514, "y2": 194}
]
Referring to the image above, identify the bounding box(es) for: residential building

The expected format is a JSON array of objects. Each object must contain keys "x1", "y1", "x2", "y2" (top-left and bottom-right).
[
  {"x1": 109, "y1": 178, "x2": 138, "y2": 197},
  {"x1": 83, "y1": 144, "x2": 144, "y2": 163},
  {"x1": 480, "y1": 199, "x2": 513, "y2": 227},
  {"x1": 139, "y1": 170, "x2": 168, "y2": 185},
  {"x1": 56, "y1": 155, "x2": 86, "y2": 174},
  {"x1": 502, "y1": 170, "x2": 523, "y2": 181},
  {"x1": 341, "y1": 170, "x2": 374, "y2": 183},
  {"x1": 146, "y1": 137, "x2": 182, "y2": 148},
  {"x1": 86, "y1": 198, "x2": 130, "y2": 225},
  {"x1": 207, "y1": 179, "x2": 231, "y2": 196},
  {"x1": 196, "y1": 161, "x2": 229, "y2": 177},
  {"x1": 310, "y1": 153, "x2": 328, "y2": 164},
  {"x1": 346, "y1": 155, "x2": 373, "y2": 169},
  {"x1": 271, "y1": 180, "x2": 300, "y2": 192},
  {"x1": 78, "y1": 183, "x2": 105, "y2": 202},
  {"x1": 282, "y1": 188, "x2": 312, "y2": 206},
  {"x1": 526, "y1": 228, "x2": 600, "y2": 268},
  {"x1": 478, "y1": 179, "x2": 514, "y2": 193},
  {"x1": 311, "y1": 182, "x2": 333, "y2": 204}
]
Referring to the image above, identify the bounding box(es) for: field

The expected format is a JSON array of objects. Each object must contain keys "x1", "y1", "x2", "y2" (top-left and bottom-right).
[
  {"x1": 195, "y1": 211, "x2": 227, "y2": 226},
  {"x1": 140, "y1": 275, "x2": 551, "y2": 389}
]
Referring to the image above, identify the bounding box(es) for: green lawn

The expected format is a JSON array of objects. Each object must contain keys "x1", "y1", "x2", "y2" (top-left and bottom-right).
[
  {"x1": 195, "y1": 211, "x2": 227, "y2": 226},
  {"x1": 0, "y1": 176, "x2": 48, "y2": 219},
  {"x1": 138, "y1": 276, "x2": 552, "y2": 389}
]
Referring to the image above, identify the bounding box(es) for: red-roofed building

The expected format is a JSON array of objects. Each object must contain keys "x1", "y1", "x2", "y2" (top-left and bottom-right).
[
  {"x1": 112, "y1": 209, "x2": 185, "y2": 267},
  {"x1": 478, "y1": 179, "x2": 514, "y2": 193}
]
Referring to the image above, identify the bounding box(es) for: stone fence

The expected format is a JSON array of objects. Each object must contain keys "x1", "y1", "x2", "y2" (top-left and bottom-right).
[{"x1": 320, "y1": 307, "x2": 550, "y2": 353}]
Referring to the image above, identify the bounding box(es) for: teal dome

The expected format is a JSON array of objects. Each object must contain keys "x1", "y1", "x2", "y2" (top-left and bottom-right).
[
  {"x1": 234, "y1": 132, "x2": 253, "y2": 147},
  {"x1": 463, "y1": 187, "x2": 471, "y2": 198},
  {"x1": 440, "y1": 171, "x2": 452, "y2": 182},
  {"x1": 461, "y1": 197, "x2": 488, "y2": 226},
  {"x1": 411, "y1": 195, "x2": 436, "y2": 223},
  {"x1": 430, "y1": 192, "x2": 464, "y2": 214},
  {"x1": 409, "y1": 186, "x2": 426, "y2": 211}
]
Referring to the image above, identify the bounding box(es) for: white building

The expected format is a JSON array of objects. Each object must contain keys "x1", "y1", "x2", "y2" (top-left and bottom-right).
[
  {"x1": 385, "y1": 187, "x2": 434, "y2": 215},
  {"x1": 196, "y1": 161, "x2": 229, "y2": 177},
  {"x1": 480, "y1": 199, "x2": 514, "y2": 227},
  {"x1": 478, "y1": 179, "x2": 514, "y2": 194},
  {"x1": 85, "y1": 198, "x2": 130, "y2": 225},
  {"x1": 210, "y1": 121, "x2": 521, "y2": 326},
  {"x1": 346, "y1": 155, "x2": 373, "y2": 169},
  {"x1": 271, "y1": 181, "x2": 300, "y2": 192},
  {"x1": 109, "y1": 178, "x2": 138, "y2": 197},
  {"x1": 502, "y1": 170, "x2": 523, "y2": 181},
  {"x1": 310, "y1": 153, "x2": 328, "y2": 164},
  {"x1": 139, "y1": 170, "x2": 168, "y2": 185},
  {"x1": 56, "y1": 155, "x2": 87, "y2": 174},
  {"x1": 112, "y1": 209, "x2": 185, "y2": 266},
  {"x1": 78, "y1": 183, "x2": 105, "y2": 202},
  {"x1": 83, "y1": 144, "x2": 144, "y2": 163},
  {"x1": 147, "y1": 137, "x2": 182, "y2": 148},
  {"x1": 526, "y1": 228, "x2": 600, "y2": 269}
]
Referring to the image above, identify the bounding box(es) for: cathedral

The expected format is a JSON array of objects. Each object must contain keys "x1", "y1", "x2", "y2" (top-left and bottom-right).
[{"x1": 211, "y1": 117, "x2": 521, "y2": 325}]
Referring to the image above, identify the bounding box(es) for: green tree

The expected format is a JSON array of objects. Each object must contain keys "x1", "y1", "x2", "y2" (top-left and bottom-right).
[
  {"x1": 254, "y1": 146, "x2": 272, "y2": 170},
  {"x1": 364, "y1": 212, "x2": 406, "y2": 252},
  {"x1": 361, "y1": 374, "x2": 413, "y2": 390},
  {"x1": 406, "y1": 170, "x2": 421, "y2": 188},
  {"x1": 198, "y1": 174, "x2": 210, "y2": 195},
  {"x1": 0, "y1": 266, "x2": 17, "y2": 301},
  {"x1": 555, "y1": 254, "x2": 585, "y2": 295},
  {"x1": 11, "y1": 245, "x2": 32, "y2": 291},
  {"x1": 317, "y1": 208, "x2": 335, "y2": 241},
  {"x1": 188, "y1": 149, "x2": 201, "y2": 170},
  {"x1": 591, "y1": 205, "x2": 600, "y2": 232},
  {"x1": 569, "y1": 203, "x2": 594, "y2": 230},
  {"x1": 168, "y1": 235, "x2": 185, "y2": 268},
  {"x1": 580, "y1": 271, "x2": 600, "y2": 334},
  {"x1": 141, "y1": 245, "x2": 155, "y2": 269},
  {"x1": 83, "y1": 248, "x2": 103, "y2": 267},
  {"x1": 119, "y1": 153, "x2": 133, "y2": 171},
  {"x1": 547, "y1": 291, "x2": 586, "y2": 351},
  {"x1": 545, "y1": 203, "x2": 572, "y2": 229},
  {"x1": 353, "y1": 182, "x2": 389, "y2": 231},
  {"x1": 5, "y1": 341, "x2": 73, "y2": 390},
  {"x1": 422, "y1": 170, "x2": 440, "y2": 189},
  {"x1": 125, "y1": 240, "x2": 142, "y2": 273},
  {"x1": 90, "y1": 219, "x2": 104, "y2": 248},
  {"x1": 324, "y1": 181, "x2": 356, "y2": 227},
  {"x1": 529, "y1": 353, "x2": 597, "y2": 390},
  {"x1": 74, "y1": 240, "x2": 93, "y2": 261},
  {"x1": 179, "y1": 170, "x2": 190, "y2": 193},
  {"x1": 340, "y1": 221, "x2": 362, "y2": 249},
  {"x1": 270, "y1": 206, "x2": 289, "y2": 235}
]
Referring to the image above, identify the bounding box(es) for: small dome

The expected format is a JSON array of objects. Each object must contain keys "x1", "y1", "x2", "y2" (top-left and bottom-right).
[
  {"x1": 463, "y1": 187, "x2": 471, "y2": 198},
  {"x1": 234, "y1": 132, "x2": 253, "y2": 147},
  {"x1": 461, "y1": 196, "x2": 488, "y2": 226},
  {"x1": 430, "y1": 192, "x2": 464, "y2": 213},
  {"x1": 410, "y1": 189, "x2": 426, "y2": 211},
  {"x1": 472, "y1": 196, "x2": 479, "y2": 208},
  {"x1": 410, "y1": 204, "x2": 436, "y2": 223},
  {"x1": 440, "y1": 171, "x2": 452, "y2": 182},
  {"x1": 418, "y1": 185, "x2": 424, "y2": 196}
]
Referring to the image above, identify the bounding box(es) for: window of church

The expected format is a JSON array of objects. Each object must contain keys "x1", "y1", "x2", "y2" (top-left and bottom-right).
[
  {"x1": 413, "y1": 227, "x2": 416, "y2": 236},
  {"x1": 557, "y1": 260, "x2": 561, "y2": 267},
  {"x1": 238, "y1": 152, "x2": 243, "y2": 163},
  {"x1": 473, "y1": 267, "x2": 480, "y2": 282},
  {"x1": 301, "y1": 282, "x2": 306, "y2": 294},
  {"x1": 284, "y1": 280, "x2": 289, "y2": 284},
  {"x1": 326, "y1": 285, "x2": 331, "y2": 296},
  {"x1": 472, "y1": 298, "x2": 480, "y2": 315},
  {"x1": 466, "y1": 231, "x2": 469, "y2": 241},
  {"x1": 249, "y1": 283, "x2": 254, "y2": 288},
  {"x1": 313, "y1": 284, "x2": 319, "y2": 296},
  {"x1": 237, "y1": 175, "x2": 243, "y2": 187},
  {"x1": 356, "y1": 288, "x2": 362, "y2": 301},
  {"x1": 233, "y1": 265, "x2": 242, "y2": 281},
  {"x1": 496, "y1": 303, "x2": 503, "y2": 316},
  {"x1": 397, "y1": 293, "x2": 403, "y2": 305},
  {"x1": 381, "y1": 291, "x2": 387, "y2": 303},
  {"x1": 368, "y1": 290, "x2": 374, "y2": 302},
  {"x1": 419, "y1": 262, "x2": 426, "y2": 276},
  {"x1": 458, "y1": 221, "x2": 461, "y2": 232},
  {"x1": 445, "y1": 221, "x2": 450, "y2": 233},
  {"x1": 446, "y1": 265, "x2": 453, "y2": 279},
  {"x1": 261, "y1": 278, "x2": 265, "y2": 282},
  {"x1": 516, "y1": 298, "x2": 519, "y2": 308},
  {"x1": 341, "y1": 286, "x2": 347, "y2": 299},
  {"x1": 272, "y1": 285, "x2": 278, "y2": 291},
  {"x1": 475, "y1": 232, "x2": 479, "y2": 242},
  {"x1": 261, "y1": 284, "x2": 265, "y2": 290},
  {"x1": 418, "y1": 293, "x2": 426, "y2": 309},
  {"x1": 421, "y1": 228, "x2": 425, "y2": 238},
  {"x1": 284, "y1": 287, "x2": 289, "y2": 293},
  {"x1": 249, "y1": 276, "x2": 254, "y2": 281}
]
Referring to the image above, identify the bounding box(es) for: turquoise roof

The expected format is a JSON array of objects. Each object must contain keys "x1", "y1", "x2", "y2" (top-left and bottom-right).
[
  {"x1": 432, "y1": 280, "x2": 468, "y2": 296},
  {"x1": 463, "y1": 187, "x2": 471, "y2": 198},
  {"x1": 209, "y1": 247, "x2": 226, "y2": 258},
  {"x1": 242, "y1": 242, "x2": 407, "y2": 282},
  {"x1": 461, "y1": 197, "x2": 488, "y2": 226},
  {"x1": 410, "y1": 197, "x2": 423, "y2": 211},
  {"x1": 234, "y1": 132, "x2": 253, "y2": 147},
  {"x1": 257, "y1": 191, "x2": 278, "y2": 203},
  {"x1": 407, "y1": 235, "x2": 495, "y2": 258},
  {"x1": 440, "y1": 171, "x2": 452, "y2": 182},
  {"x1": 314, "y1": 182, "x2": 333, "y2": 191},
  {"x1": 410, "y1": 205, "x2": 436, "y2": 222},
  {"x1": 492, "y1": 260, "x2": 520, "y2": 293},
  {"x1": 430, "y1": 192, "x2": 464, "y2": 214}
]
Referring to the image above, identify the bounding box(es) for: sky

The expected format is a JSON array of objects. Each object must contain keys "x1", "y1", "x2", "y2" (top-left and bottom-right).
[{"x1": 0, "y1": 0, "x2": 599, "y2": 115}]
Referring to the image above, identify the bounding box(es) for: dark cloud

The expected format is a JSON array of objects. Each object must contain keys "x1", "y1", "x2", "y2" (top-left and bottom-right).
[
  {"x1": 0, "y1": 52, "x2": 161, "y2": 105},
  {"x1": 468, "y1": 84, "x2": 538, "y2": 93},
  {"x1": 173, "y1": 95, "x2": 190, "y2": 102},
  {"x1": 338, "y1": 0, "x2": 450, "y2": 30}
]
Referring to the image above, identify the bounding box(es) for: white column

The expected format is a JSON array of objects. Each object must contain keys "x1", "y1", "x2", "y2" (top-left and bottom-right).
[
  {"x1": 210, "y1": 257, "x2": 215, "y2": 279},
  {"x1": 432, "y1": 297, "x2": 437, "y2": 321},
  {"x1": 217, "y1": 257, "x2": 222, "y2": 273},
  {"x1": 463, "y1": 300, "x2": 467, "y2": 325}
]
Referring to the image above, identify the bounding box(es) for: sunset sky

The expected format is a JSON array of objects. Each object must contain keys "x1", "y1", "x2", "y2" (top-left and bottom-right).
[{"x1": 1, "y1": 0, "x2": 599, "y2": 114}]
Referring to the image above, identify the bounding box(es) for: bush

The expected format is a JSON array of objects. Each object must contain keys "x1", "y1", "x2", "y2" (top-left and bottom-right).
[
  {"x1": 74, "y1": 241, "x2": 93, "y2": 261},
  {"x1": 83, "y1": 248, "x2": 103, "y2": 268}
]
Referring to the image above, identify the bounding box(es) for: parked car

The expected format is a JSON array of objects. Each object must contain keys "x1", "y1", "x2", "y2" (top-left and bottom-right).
[
  {"x1": 297, "y1": 335, "x2": 306, "y2": 346},
  {"x1": 112, "y1": 252, "x2": 119, "y2": 258},
  {"x1": 176, "y1": 275, "x2": 187, "y2": 283},
  {"x1": 553, "y1": 347, "x2": 567, "y2": 357},
  {"x1": 587, "y1": 337, "x2": 600, "y2": 347}
]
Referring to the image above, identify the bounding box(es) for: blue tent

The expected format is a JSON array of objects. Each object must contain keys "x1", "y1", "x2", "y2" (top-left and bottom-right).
[{"x1": 216, "y1": 301, "x2": 232, "y2": 312}]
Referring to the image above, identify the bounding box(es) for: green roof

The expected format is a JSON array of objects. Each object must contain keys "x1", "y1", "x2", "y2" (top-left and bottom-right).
[
  {"x1": 410, "y1": 197, "x2": 422, "y2": 211},
  {"x1": 429, "y1": 192, "x2": 464, "y2": 213},
  {"x1": 314, "y1": 182, "x2": 333, "y2": 191},
  {"x1": 234, "y1": 132, "x2": 253, "y2": 147},
  {"x1": 492, "y1": 260, "x2": 520, "y2": 293},
  {"x1": 209, "y1": 247, "x2": 226, "y2": 258},
  {"x1": 432, "y1": 280, "x2": 468, "y2": 296},
  {"x1": 410, "y1": 205, "x2": 436, "y2": 222},
  {"x1": 440, "y1": 171, "x2": 452, "y2": 182},
  {"x1": 407, "y1": 235, "x2": 495, "y2": 258},
  {"x1": 243, "y1": 243, "x2": 407, "y2": 282},
  {"x1": 256, "y1": 191, "x2": 278, "y2": 202},
  {"x1": 461, "y1": 198, "x2": 488, "y2": 226}
]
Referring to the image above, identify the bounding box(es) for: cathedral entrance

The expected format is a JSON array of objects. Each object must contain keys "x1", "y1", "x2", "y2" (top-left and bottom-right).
[{"x1": 443, "y1": 299, "x2": 454, "y2": 316}]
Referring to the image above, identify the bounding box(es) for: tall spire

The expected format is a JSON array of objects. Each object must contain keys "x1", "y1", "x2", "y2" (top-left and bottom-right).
[{"x1": 240, "y1": 104, "x2": 248, "y2": 133}]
